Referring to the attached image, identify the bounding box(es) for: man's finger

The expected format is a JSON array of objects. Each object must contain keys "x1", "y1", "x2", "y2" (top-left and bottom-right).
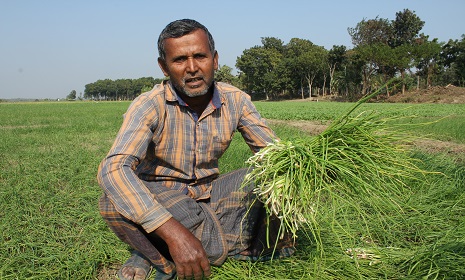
[
  {"x1": 176, "y1": 264, "x2": 186, "y2": 280},
  {"x1": 192, "y1": 265, "x2": 204, "y2": 280},
  {"x1": 200, "y1": 258, "x2": 211, "y2": 278}
]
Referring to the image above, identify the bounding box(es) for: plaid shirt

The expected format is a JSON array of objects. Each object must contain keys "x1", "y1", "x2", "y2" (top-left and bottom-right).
[{"x1": 97, "y1": 81, "x2": 275, "y2": 233}]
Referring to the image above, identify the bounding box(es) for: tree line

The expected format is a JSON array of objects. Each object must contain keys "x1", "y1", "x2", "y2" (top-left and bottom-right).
[
  {"x1": 83, "y1": 77, "x2": 164, "y2": 101},
  {"x1": 83, "y1": 9, "x2": 465, "y2": 101},
  {"x1": 232, "y1": 9, "x2": 465, "y2": 100}
]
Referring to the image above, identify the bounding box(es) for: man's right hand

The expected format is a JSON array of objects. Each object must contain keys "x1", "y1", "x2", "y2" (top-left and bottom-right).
[{"x1": 153, "y1": 218, "x2": 211, "y2": 279}]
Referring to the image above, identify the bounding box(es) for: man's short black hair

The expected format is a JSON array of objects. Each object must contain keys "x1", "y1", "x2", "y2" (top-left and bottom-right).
[{"x1": 157, "y1": 19, "x2": 215, "y2": 61}]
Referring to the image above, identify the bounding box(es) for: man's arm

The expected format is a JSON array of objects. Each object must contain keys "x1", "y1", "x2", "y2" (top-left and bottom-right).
[
  {"x1": 97, "y1": 94, "x2": 172, "y2": 233},
  {"x1": 237, "y1": 93, "x2": 277, "y2": 152},
  {"x1": 98, "y1": 93, "x2": 211, "y2": 279}
]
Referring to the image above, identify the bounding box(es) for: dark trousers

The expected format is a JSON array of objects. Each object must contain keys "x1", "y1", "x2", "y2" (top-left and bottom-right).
[{"x1": 99, "y1": 168, "x2": 266, "y2": 276}]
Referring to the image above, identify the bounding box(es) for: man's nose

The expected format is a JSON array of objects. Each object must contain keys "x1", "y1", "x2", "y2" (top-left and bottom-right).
[{"x1": 186, "y1": 57, "x2": 198, "y2": 73}]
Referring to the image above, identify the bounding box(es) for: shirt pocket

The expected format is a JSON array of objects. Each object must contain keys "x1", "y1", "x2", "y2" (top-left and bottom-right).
[{"x1": 209, "y1": 134, "x2": 232, "y2": 159}]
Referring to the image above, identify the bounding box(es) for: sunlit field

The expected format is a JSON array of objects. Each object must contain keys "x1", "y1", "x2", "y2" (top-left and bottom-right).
[{"x1": 1, "y1": 100, "x2": 464, "y2": 279}]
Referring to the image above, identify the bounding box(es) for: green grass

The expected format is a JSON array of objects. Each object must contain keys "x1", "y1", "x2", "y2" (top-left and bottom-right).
[
  {"x1": 1, "y1": 101, "x2": 464, "y2": 279},
  {"x1": 255, "y1": 101, "x2": 465, "y2": 143},
  {"x1": 392, "y1": 115, "x2": 465, "y2": 143}
]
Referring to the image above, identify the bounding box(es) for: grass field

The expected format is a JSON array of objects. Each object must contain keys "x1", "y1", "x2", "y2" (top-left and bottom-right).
[{"x1": 1, "y1": 100, "x2": 464, "y2": 279}]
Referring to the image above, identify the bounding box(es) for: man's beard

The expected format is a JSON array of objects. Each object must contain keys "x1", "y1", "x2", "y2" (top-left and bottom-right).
[{"x1": 173, "y1": 75, "x2": 212, "y2": 98}]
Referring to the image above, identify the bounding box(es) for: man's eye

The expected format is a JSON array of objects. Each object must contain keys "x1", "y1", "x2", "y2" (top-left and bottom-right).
[{"x1": 174, "y1": 57, "x2": 187, "y2": 62}]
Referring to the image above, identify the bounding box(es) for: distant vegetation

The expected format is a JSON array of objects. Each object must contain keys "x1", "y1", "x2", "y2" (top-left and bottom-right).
[
  {"x1": 81, "y1": 9, "x2": 465, "y2": 102},
  {"x1": 83, "y1": 77, "x2": 165, "y2": 101},
  {"x1": 234, "y1": 9, "x2": 465, "y2": 100}
]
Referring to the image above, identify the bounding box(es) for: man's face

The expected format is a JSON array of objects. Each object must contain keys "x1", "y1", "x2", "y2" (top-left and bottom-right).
[{"x1": 158, "y1": 29, "x2": 218, "y2": 98}]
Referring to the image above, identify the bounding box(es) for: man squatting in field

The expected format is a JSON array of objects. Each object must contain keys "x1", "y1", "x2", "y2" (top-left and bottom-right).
[{"x1": 97, "y1": 19, "x2": 295, "y2": 280}]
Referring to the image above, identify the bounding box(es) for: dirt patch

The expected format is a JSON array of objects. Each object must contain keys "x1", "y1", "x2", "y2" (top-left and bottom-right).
[
  {"x1": 385, "y1": 85, "x2": 465, "y2": 104},
  {"x1": 409, "y1": 139, "x2": 465, "y2": 163},
  {"x1": 306, "y1": 85, "x2": 465, "y2": 104},
  {"x1": 269, "y1": 119, "x2": 465, "y2": 164},
  {"x1": 269, "y1": 119, "x2": 328, "y2": 135},
  {"x1": 97, "y1": 264, "x2": 120, "y2": 280}
]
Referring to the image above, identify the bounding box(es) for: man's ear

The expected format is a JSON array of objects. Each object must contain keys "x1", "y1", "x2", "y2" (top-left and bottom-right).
[
  {"x1": 213, "y1": 51, "x2": 219, "y2": 71},
  {"x1": 158, "y1": 58, "x2": 169, "y2": 77}
]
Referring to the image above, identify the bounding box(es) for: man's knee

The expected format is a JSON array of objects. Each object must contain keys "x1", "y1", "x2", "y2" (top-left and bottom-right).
[{"x1": 98, "y1": 194, "x2": 120, "y2": 221}]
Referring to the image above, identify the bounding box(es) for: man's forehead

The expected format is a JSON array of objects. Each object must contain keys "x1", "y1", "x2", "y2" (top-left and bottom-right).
[{"x1": 163, "y1": 29, "x2": 211, "y2": 54}]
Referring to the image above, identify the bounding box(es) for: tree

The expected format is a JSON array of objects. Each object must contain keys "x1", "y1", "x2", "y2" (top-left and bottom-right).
[
  {"x1": 391, "y1": 9, "x2": 425, "y2": 93},
  {"x1": 115, "y1": 79, "x2": 133, "y2": 100},
  {"x1": 348, "y1": 17, "x2": 393, "y2": 47},
  {"x1": 352, "y1": 44, "x2": 380, "y2": 96},
  {"x1": 388, "y1": 44, "x2": 412, "y2": 94},
  {"x1": 328, "y1": 45, "x2": 347, "y2": 94},
  {"x1": 285, "y1": 38, "x2": 328, "y2": 98},
  {"x1": 261, "y1": 37, "x2": 285, "y2": 53},
  {"x1": 215, "y1": 65, "x2": 237, "y2": 85},
  {"x1": 441, "y1": 35, "x2": 465, "y2": 86},
  {"x1": 414, "y1": 36, "x2": 443, "y2": 88},
  {"x1": 66, "y1": 90, "x2": 76, "y2": 100},
  {"x1": 348, "y1": 10, "x2": 426, "y2": 95},
  {"x1": 348, "y1": 17, "x2": 393, "y2": 95},
  {"x1": 236, "y1": 38, "x2": 285, "y2": 100},
  {"x1": 336, "y1": 49, "x2": 364, "y2": 98},
  {"x1": 100, "y1": 80, "x2": 111, "y2": 100},
  {"x1": 84, "y1": 77, "x2": 161, "y2": 101},
  {"x1": 391, "y1": 9, "x2": 425, "y2": 47},
  {"x1": 132, "y1": 77, "x2": 157, "y2": 98}
]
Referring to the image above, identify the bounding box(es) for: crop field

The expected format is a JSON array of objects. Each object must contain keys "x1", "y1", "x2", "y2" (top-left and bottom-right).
[{"x1": 1, "y1": 100, "x2": 464, "y2": 279}]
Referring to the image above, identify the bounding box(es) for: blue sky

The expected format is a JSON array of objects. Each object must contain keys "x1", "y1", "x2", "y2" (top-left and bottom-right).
[{"x1": 1, "y1": 0, "x2": 464, "y2": 99}]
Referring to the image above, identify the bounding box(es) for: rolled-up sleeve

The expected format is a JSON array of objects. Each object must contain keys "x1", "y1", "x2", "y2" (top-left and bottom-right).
[
  {"x1": 237, "y1": 94, "x2": 277, "y2": 152},
  {"x1": 97, "y1": 94, "x2": 172, "y2": 233}
]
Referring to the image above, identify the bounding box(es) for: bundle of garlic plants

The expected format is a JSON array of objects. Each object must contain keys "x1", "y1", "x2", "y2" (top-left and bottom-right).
[{"x1": 243, "y1": 82, "x2": 429, "y2": 251}]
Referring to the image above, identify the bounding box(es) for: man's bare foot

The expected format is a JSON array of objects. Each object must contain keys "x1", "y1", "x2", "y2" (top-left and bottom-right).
[
  {"x1": 117, "y1": 251, "x2": 152, "y2": 280},
  {"x1": 120, "y1": 265, "x2": 150, "y2": 280}
]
